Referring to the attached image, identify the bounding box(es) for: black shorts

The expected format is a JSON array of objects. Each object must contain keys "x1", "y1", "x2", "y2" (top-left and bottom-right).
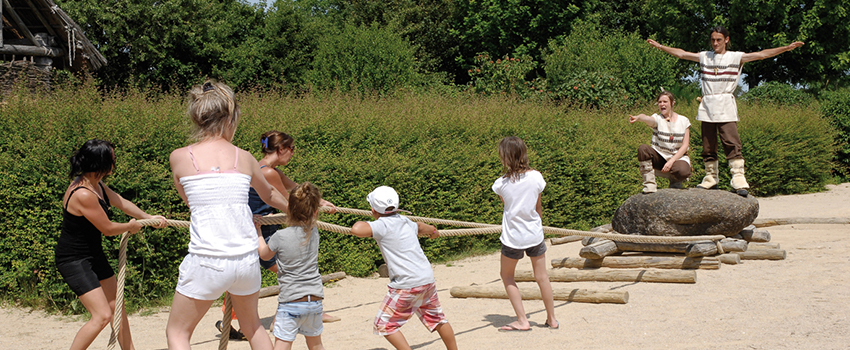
[
  {"x1": 56, "y1": 254, "x2": 114, "y2": 296},
  {"x1": 501, "y1": 241, "x2": 547, "y2": 260}
]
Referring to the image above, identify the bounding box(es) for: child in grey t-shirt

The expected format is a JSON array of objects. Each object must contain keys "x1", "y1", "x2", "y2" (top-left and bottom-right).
[
  {"x1": 258, "y1": 182, "x2": 327, "y2": 350},
  {"x1": 351, "y1": 186, "x2": 458, "y2": 350}
]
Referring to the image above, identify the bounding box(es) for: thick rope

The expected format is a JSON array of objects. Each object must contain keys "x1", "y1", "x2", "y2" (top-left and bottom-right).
[
  {"x1": 109, "y1": 209, "x2": 775, "y2": 349},
  {"x1": 219, "y1": 294, "x2": 233, "y2": 350}
]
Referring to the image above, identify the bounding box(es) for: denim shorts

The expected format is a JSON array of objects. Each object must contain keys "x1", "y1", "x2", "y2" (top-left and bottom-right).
[
  {"x1": 501, "y1": 240, "x2": 547, "y2": 260},
  {"x1": 273, "y1": 300, "x2": 323, "y2": 341}
]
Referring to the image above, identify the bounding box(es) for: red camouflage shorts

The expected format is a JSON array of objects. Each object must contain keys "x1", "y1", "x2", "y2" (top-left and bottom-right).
[{"x1": 373, "y1": 282, "x2": 448, "y2": 335}]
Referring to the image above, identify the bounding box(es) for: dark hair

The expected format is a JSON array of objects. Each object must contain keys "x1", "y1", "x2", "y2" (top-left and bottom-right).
[
  {"x1": 657, "y1": 91, "x2": 676, "y2": 106},
  {"x1": 187, "y1": 80, "x2": 240, "y2": 140},
  {"x1": 710, "y1": 26, "x2": 730, "y2": 49},
  {"x1": 69, "y1": 139, "x2": 115, "y2": 178},
  {"x1": 260, "y1": 130, "x2": 294, "y2": 154},
  {"x1": 287, "y1": 182, "x2": 322, "y2": 238},
  {"x1": 498, "y1": 136, "x2": 531, "y2": 181}
]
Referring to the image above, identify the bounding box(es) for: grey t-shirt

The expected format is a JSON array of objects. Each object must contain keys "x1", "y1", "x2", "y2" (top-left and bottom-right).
[
  {"x1": 368, "y1": 214, "x2": 435, "y2": 289},
  {"x1": 267, "y1": 225, "x2": 323, "y2": 303}
]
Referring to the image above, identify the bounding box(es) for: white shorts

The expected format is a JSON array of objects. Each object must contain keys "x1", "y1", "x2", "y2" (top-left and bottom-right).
[{"x1": 176, "y1": 252, "x2": 261, "y2": 300}]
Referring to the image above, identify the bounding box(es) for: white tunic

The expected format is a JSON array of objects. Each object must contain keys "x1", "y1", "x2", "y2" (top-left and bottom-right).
[
  {"x1": 180, "y1": 173, "x2": 258, "y2": 257},
  {"x1": 697, "y1": 51, "x2": 744, "y2": 123},
  {"x1": 651, "y1": 113, "x2": 691, "y2": 164}
]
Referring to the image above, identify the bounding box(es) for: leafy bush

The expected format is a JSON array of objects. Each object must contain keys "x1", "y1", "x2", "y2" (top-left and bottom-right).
[
  {"x1": 467, "y1": 53, "x2": 544, "y2": 97},
  {"x1": 548, "y1": 70, "x2": 628, "y2": 108},
  {"x1": 743, "y1": 81, "x2": 812, "y2": 106},
  {"x1": 544, "y1": 20, "x2": 678, "y2": 104},
  {"x1": 820, "y1": 88, "x2": 850, "y2": 177},
  {"x1": 309, "y1": 23, "x2": 424, "y2": 94},
  {"x1": 0, "y1": 85, "x2": 835, "y2": 313}
]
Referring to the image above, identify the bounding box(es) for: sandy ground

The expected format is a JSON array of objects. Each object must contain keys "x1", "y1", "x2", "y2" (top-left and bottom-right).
[{"x1": 3, "y1": 184, "x2": 849, "y2": 350}]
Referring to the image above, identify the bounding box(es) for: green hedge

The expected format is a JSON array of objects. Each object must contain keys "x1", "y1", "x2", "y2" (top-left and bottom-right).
[{"x1": 0, "y1": 86, "x2": 835, "y2": 312}]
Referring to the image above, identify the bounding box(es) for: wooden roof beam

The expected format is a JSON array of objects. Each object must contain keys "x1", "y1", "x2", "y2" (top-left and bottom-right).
[
  {"x1": 2, "y1": 0, "x2": 40, "y2": 47},
  {"x1": 23, "y1": 0, "x2": 58, "y2": 38}
]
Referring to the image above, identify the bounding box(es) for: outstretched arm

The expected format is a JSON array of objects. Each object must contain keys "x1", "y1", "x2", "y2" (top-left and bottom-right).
[
  {"x1": 741, "y1": 42, "x2": 804, "y2": 63},
  {"x1": 629, "y1": 113, "x2": 657, "y2": 128},
  {"x1": 647, "y1": 39, "x2": 699, "y2": 62}
]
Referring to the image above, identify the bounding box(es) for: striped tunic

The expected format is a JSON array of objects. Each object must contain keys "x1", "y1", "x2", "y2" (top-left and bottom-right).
[
  {"x1": 651, "y1": 113, "x2": 691, "y2": 164},
  {"x1": 697, "y1": 51, "x2": 744, "y2": 123}
]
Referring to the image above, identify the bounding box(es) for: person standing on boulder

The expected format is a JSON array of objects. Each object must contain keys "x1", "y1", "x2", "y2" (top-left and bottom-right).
[
  {"x1": 629, "y1": 91, "x2": 691, "y2": 193},
  {"x1": 647, "y1": 26, "x2": 804, "y2": 196}
]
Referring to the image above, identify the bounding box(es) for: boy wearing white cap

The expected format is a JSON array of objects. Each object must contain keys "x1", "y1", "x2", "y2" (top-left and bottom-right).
[{"x1": 351, "y1": 186, "x2": 458, "y2": 350}]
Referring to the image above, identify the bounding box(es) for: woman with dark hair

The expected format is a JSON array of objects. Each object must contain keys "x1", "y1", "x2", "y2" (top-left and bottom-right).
[
  {"x1": 55, "y1": 139, "x2": 166, "y2": 350},
  {"x1": 166, "y1": 81, "x2": 289, "y2": 350},
  {"x1": 647, "y1": 26, "x2": 804, "y2": 196}
]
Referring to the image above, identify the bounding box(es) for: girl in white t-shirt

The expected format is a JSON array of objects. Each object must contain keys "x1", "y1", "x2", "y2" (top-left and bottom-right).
[
  {"x1": 491, "y1": 136, "x2": 558, "y2": 331},
  {"x1": 628, "y1": 91, "x2": 692, "y2": 193}
]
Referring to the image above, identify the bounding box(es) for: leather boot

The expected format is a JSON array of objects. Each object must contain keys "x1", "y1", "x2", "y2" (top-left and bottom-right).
[
  {"x1": 696, "y1": 160, "x2": 719, "y2": 189},
  {"x1": 729, "y1": 158, "x2": 749, "y2": 197},
  {"x1": 640, "y1": 160, "x2": 656, "y2": 193}
]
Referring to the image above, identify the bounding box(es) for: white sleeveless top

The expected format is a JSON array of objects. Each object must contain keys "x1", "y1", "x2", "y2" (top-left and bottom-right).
[
  {"x1": 180, "y1": 173, "x2": 257, "y2": 257},
  {"x1": 697, "y1": 51, "x2": 744, "y2": 123}
]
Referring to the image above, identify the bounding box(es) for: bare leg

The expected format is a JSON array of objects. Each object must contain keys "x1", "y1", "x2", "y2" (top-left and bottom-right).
[
  {"x1": 99, "y1": 276, "x2": 135, "y2": 350},
  {"x1": 384, "y1": 331, "x2": 412, "y2": 350},
  {"x1": 165, "y1": 292, "x2": 214, "y2": 350},
  {"x1": 272, "y1": 338, "x2": 294, "y2": 350},
  {"x1": 69, "y1": 286, "x2": 113, "y2": 350},
  {"x1": 499, "y1": 254, "x2": 529, "y2": 330},
  {"x1": 434, "y1": 322, "x2": 458, "y2": 350},
  {"x1": 304, "y1": 335, "x2": 326, "y2": 350},
  {"x1": 530, "y1": 253, "x2": 558, "y2": 328},
  {"x1": 231, "y1": 291, "x2": 273, "y2": 350}
]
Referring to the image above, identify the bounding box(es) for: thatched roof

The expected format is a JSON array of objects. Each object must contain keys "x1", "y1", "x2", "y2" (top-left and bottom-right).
[{"x1": 1, "y1": 0, "x2": 107, "y2": 71}]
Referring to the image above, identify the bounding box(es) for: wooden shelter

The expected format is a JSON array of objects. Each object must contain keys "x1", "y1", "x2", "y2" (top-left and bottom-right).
[{"x1": 1, "y1": 0, "x2": 105, "y2": 72}]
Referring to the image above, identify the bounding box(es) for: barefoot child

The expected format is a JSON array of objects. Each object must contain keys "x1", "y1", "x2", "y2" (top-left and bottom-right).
[
  {"x1": 351, "y1": 186, "x2": 458, "y2": 350},
  {"x1": 493, "y1": 136, "x2": 558, "y2": 331},
  {"x1": 628, "y1": 91, "x2": 692, "y2": 193},
  {"x1": 257, "y1": 182, "x2": 327, "y2": 350}
]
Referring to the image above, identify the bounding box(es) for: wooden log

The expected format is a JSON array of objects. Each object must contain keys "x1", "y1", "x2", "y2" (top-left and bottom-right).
[
  {"x1": 614, "y1": 241, "x2": 689, "y2": 253},
  {"x1": 551, "y1": 256, "x2": 720, "y2": 270},
  {"x1": 753, "y1": 217, "x2": 850, "y2": 227},
  {"x1": 748, "y1": 242, "x2": 780, "y2": 250},
  {"x1": 515, "y1": 269, "x2": 696, "y2": 284},
  {"x1": 736, "y1": 249, "x2": 786, "y2": 260},
  {"x1": 550, "y1": 235, "x2": 582, "y2": 245},
  {"x1": 719, "y1": 238, "x2": 748, "y2": 252},
  {"x1": 685, "y1": 241, "x2": 718, "y2": 257},
  {"x1": 717, "y1": 253, "x2": 741, "y2": 265},
  {"x1": 740, "y1": 229, "x2": 771, "y2": 242},
  {"x1": 259, "y1": 272, "x2": 347, "y2": 298},
  {"x1": 449, "y1": 285, "x2": 628, "y2": 304},
  {"x1": 582, "y1": 236, "x2": 603, "y2": 246},
  {"x1": 579, "y1": 239, "x2": 619, "y2": 259},
  {"x1": 0, "y1": 44, "x2": 63, "y2": 57}
]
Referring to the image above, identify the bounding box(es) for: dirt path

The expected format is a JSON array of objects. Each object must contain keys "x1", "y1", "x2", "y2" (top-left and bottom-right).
[{"x1": 3, "y1": 184, "x2": 849, "y2": 349}]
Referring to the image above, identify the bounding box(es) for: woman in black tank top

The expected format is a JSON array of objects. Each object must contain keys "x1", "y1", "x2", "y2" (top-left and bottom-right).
[{"x1": 56, "y1": 139, "x2": 166, "y2": 350}]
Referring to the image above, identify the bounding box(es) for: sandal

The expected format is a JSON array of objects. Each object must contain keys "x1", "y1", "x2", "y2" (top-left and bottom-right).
[{"x1": 215, "y1": 320, "x2": 247, "y2": 340}]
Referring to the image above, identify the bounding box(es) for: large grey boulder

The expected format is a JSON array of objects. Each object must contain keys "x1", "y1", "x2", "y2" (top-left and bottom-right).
[{"x1": 612, "y1": 188, "x2": 759, "y2": 237}]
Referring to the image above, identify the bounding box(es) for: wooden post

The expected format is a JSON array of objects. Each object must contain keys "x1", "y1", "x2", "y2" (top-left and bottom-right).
[
  {"x1": 550, "y1": 235, "x2": 582, "y2": 245},
  {"x1": 685, "y1": 241, "x2": 718, "y2": 257},
  {"x1": 735, "y1": 249, "x2": 786, "y2": 260},
  {"x1": 515, "y1": 269, "x2": 696, "y2": 284},
  {"x1": 551, "y1": 256, "x2": 720, "y2": 270},
  {"x1": 449, "y1": 285, "x2": 629, "y2": 304},
  {"x1": 717, "y1": 253, "x2": 742, "y2": 265},
  {"x1": 748, "y1": 242, "x2": 780, "y2": 250},
  {"x1": 579, "y1": 239, "x2": 619, "y2": 259},
  {"x1": 740, "y1": 228, "x2": 771, "y2": 242},
  {"x1": 719, "y1": 238, "x2": 748, "y2": 252}
]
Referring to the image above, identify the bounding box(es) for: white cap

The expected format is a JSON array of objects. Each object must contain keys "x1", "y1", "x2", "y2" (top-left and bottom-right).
[{"x1": 367, "y1": 186, "x2": 400, "y2": 214}]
